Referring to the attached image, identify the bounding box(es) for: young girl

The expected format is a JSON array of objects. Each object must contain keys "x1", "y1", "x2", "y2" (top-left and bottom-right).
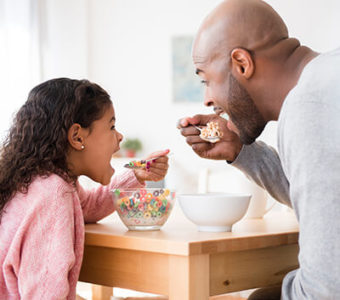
[{"x1": 0, "y1": 78, "x2": 170, "y2": 299}]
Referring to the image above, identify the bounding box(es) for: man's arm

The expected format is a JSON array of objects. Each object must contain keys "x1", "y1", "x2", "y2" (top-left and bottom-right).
[{"x1": 231, "y1": 141, "x2": 291, "y2": 207}]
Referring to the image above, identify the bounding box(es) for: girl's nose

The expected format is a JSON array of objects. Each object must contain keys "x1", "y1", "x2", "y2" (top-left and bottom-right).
[{"x1": 117, "y1": 131, "x2": 124, "y2": 143}]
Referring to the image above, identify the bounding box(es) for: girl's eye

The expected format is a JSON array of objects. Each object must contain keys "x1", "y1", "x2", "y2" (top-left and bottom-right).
[
  {"x1": 201, "y1": 80, "x2": 208, "y2": 86},
  {"x1": 111, "y1": 125, "x2": 116, "y2": 130}
]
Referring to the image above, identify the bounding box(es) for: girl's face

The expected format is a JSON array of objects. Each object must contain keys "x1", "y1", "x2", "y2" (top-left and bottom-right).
[{"x1": 79, "y1": 104, "x2": 123, "y2": 185}]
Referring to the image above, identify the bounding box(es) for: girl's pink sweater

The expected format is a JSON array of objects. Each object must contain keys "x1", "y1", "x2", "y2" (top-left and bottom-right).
[{"x1": 0, "y1": 171, "x2": 143, "y2": 299}]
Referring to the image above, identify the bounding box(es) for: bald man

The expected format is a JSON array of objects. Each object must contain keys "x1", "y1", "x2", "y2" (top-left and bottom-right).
[{"x1": 178, "y1": 0, "x2": 340, "y2": 299}]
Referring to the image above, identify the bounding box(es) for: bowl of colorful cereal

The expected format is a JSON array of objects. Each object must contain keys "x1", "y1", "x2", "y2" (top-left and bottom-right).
[{"x1": 112, "y1": 188, "x2": 176, "y2": 231}]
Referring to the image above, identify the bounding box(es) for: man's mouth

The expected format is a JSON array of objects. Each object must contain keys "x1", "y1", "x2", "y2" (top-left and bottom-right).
[{"x1": 213, "y1": 106, "x2": 224, "y2": 115}]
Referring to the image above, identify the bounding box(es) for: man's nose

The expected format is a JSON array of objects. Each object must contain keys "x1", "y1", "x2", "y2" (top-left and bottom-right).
[
  {"x1": 204, "y1": 98, "x2": 214, "y2": 107},
  {"x1": 203, "y1": 89, "x2": 214, "y2": 107}
]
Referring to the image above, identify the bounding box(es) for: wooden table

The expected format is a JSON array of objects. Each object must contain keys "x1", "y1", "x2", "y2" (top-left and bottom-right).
[{"x1": 79, "y1": 207, "x2": 299, "y2": 300}]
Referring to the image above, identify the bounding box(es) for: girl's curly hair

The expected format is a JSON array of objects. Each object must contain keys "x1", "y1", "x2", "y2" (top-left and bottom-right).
[{"x1": 0, "y1": 78, "x2": 112, "y2": 220}]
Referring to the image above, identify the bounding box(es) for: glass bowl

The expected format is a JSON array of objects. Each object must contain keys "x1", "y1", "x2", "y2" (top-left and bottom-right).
[{"x1": 112, "y1": 188, "x2": 176, "y2": 231}]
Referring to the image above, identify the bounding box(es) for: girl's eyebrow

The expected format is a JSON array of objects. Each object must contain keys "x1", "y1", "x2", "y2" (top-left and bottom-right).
[{"x1": 109, "y1": 116, "x2": 116, "y2": 123}]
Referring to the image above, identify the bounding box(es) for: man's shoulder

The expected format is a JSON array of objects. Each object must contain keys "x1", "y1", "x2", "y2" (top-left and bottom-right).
[
  {"x1": 296, "y1": 47, "x2": 340, "y2": 93},
  {"x1": 282, "y1": 47, "x2": 340, "y2": 114}
]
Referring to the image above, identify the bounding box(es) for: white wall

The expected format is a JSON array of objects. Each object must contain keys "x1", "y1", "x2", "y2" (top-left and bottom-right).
[
  {"x1": 42, "y1": 0, "x2": 89, "y2": 79},
  {"x1": 42, "y1": 0, "x2": 340, "y2": 192}
]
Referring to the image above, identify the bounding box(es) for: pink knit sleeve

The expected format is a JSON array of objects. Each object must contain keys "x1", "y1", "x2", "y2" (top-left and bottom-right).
[
  {"x1": 17, "y1": 185, "x2": 76, "y2": 299},
  {"x1": 77, "y1": 169, "x2": 145, "y2": 223}
]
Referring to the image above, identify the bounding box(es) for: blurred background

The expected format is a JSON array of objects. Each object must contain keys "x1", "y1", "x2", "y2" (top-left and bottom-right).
[
  {"x1": 1, "y1": 0, "x2": 340, "y2": 195},
  {"x1": 2, "y1": 0, "x2": 340, "y2": 298}
]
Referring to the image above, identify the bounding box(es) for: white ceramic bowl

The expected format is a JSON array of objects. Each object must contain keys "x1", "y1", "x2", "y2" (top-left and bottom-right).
[{"x1": 178, "y1": 193, "x2": 251, "y2": 232}]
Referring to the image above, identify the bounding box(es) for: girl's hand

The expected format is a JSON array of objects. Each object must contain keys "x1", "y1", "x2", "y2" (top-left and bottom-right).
[{"x1": 134, "y1": 149, "x2": 170, "y2": 184}]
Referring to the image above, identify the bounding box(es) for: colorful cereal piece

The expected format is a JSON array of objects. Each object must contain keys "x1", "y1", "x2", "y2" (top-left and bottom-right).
[
  {"x1": 123, "y1": 197, "x2": 130, "y2": 206},
  {"x1": 144, "y1": 212, "x2": 151, "y2": 218},
  {"x1": 134, "y1": 192, "x2": 140, "y2": 199},
  {"x1": 116, "y1": 198, "x2": 122, "y2": 206},
  {"x1": 153, "y1": 190, "x2": 159, "y2": 196},
  {"x1": 136, "y1": 211, "x2": 143, "y2": 218},
  {"x1": 157, "y1": 195, "x2": 165, "y2": 201},
  {"x1": 163, "y1": 189, "x2": 170, "y2": 196},
  {"x1": 157, "y1": 200, "x2": 163, "y2": 208},
  {"x1": 129, "y1": 198, "x2": 134, "y2": 206}
]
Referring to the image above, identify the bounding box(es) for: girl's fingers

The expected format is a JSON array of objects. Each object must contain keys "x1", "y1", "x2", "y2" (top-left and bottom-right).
[
  {"x1": 148, "y1": 162, "x2": 168, "y2": 170},
  {"x1": 148, "y1": 167, "x2": 167, "y2": 176},
  {"x1": 145, "y1": 149, "x2": 170, "y2": 160}
]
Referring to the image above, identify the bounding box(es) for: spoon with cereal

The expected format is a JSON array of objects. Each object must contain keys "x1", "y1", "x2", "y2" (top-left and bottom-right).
[
  {"x1": 124, "y1": 153, "x2": 173, "y2": 170},
  {"x1": 194, "y1": 122, "x2": 222, "y2": 143}
]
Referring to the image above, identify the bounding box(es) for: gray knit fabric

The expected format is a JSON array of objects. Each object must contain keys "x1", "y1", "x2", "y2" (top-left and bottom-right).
[{"x1": 232, "y1": 47, "x2": 340, "y2": 299}]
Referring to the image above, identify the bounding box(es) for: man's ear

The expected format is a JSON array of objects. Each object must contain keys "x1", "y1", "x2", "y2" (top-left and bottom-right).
[
  {"x1": 230, "y1": 48, "x2": 254, "y2": 79},
  {"x1": 68, "y1": 123, "x2": 85, "y2": 151}
]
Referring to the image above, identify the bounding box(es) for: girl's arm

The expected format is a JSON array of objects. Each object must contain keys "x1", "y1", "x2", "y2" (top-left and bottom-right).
[{"x1": 77, "y1": 169, "x2": 144, "y2": 223}]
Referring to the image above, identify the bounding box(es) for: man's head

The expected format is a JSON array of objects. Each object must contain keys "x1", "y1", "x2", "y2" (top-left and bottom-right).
[{"x1": 193, "y1": 0, "x2": 289, "y2": 144}]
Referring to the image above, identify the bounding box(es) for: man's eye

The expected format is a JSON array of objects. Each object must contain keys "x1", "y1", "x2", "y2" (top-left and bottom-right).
[{"x1": 201, "y1": 80, "x2": 208, "y2": 86}]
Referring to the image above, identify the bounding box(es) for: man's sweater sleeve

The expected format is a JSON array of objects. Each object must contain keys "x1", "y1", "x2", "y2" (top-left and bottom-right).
[{"x1": 231, "y1": 141, "x2": 291, "y2": 207}]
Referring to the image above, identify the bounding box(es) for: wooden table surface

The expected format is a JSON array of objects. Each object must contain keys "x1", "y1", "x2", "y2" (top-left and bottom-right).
[{"x1": 79, "y1": 206, "x2": 299, "y2": 300}]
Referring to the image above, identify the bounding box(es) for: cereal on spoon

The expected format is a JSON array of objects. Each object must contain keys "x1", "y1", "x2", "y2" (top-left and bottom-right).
[{"x1": 200, "y1": 121, "x2": 223, "y2": 143}]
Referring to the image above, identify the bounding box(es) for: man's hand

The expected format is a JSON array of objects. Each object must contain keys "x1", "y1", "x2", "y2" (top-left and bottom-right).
[
  {"x1": 177, "y1": 114, "x2": 243, "y2": 162},
  {"x1": 134, "y1": 149, "x2": 170, "y2": 184}
]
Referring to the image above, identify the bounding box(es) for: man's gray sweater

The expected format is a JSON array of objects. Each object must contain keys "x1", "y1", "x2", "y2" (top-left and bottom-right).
[{"x1": 232, "y1": 48, "x2": 340, "y2": 299}]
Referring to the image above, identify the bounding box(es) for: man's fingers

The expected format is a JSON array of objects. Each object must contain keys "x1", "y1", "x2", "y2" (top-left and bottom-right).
[
  {"x1": 180, "y1": 126, "x2": 200, "y2": 137},
  {"x1": 177, "y1": 117, "x2": 191, "y2": 129},
  {"x1": 191, "y1": 114, "x2": 217, "y2": 126},
  {"x1": 191, "y1": 142, "x2": 213, "y2": 156},
  {"x1": 185, "y1": 135, "x2": 206, "y2": 146},
  {"x1": 177, "y1": 114, "x2": 218, "y2": 129}
]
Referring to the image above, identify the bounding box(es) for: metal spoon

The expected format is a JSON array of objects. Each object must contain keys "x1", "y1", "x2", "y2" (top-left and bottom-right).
[{"x1": 124, "y1": 153, "x2": 173, "y2": 169}]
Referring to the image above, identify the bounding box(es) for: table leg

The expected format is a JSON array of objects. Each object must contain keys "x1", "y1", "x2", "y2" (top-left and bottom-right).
[
  {"x1": 91, "y1": 284, "x2": 113, "y2": 300},
  {"x1": 168, "y1": 254, "x2": 209, "y2": 300}
]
